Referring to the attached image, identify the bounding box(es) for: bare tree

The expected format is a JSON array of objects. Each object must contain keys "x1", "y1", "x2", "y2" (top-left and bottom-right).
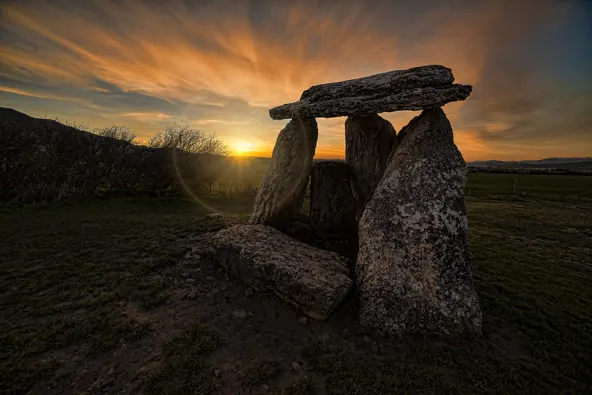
[
  {"x1": 93, "y1": 125, "x2": 136, "y2": 143},
  {"x1": 148, "y1": 120, "x2": 229, "y2": 155}
]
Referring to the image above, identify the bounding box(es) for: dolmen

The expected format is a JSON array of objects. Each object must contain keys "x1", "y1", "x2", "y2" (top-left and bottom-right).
[{"x1": 208, "y1": 65, "x2": 482, "y2": 336}]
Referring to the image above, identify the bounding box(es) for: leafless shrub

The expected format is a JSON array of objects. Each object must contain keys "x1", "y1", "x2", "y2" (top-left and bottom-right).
[
  {"x1": 148, "y1": 120, "x2": 229, "y2": 156},
  {"x1": 93, "y1": 125, "x2": 136, "y2": 143}
]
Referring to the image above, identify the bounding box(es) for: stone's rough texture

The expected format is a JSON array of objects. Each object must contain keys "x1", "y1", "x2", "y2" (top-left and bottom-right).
[
  {"x1": 300, "y1": 65, "x2": 454, "y2": 102},
  {"x1": 270, "y1": 85, "x2": 471, "y2": 120},
  {"x1": 269, "y1": 65, "x2": 471, "y2": 120},
  {"x1": 209, "y1": 225, "x2": 353, "y2": 320},
  {"x1": 309, "y1": 161, "x2": 357, "y2": 238},
  {"x1": 249, "y1": 118, "x2": 318, "y2": 228},
  {"x1": 357, "y1": 107, "x2": 482, "y2": 337},
  {"x1": 345, "y1": 114, "x2": 397, "y2": 220}
]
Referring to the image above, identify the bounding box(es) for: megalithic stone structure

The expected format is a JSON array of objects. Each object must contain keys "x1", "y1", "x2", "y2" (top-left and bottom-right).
[
  {"x1": 345, "y1": 114, "x2": 397, "y2": 220},
  {"x1": 238, "y1": 65, "x2": 481, "y2": 333},
  {"x1": 249, "y1": 118, "x2": 318, "y2": 229},
  {"x1": 356, "y1": 107, "x2": 482, "y2": 337}
]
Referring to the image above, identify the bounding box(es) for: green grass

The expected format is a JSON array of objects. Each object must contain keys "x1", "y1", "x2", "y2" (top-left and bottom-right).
[
  {"x1": 0, "y1": 197, "x2": 227, "y2": 394},
  {"x1": 0, "y1": 174, "x2": 591, "y2": 394},
  {"x1": 466, "y1": 173, "x2": 592, "y2": 201}
]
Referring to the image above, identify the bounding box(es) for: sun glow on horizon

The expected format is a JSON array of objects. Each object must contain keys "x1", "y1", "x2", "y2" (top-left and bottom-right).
[{"x1": 230, "y1": 139, "x2": 257, "y2": 156}]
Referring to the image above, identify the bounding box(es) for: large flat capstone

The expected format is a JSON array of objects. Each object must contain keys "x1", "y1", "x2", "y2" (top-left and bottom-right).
[
  {"x1": 356, "y1": 107, "x2": 482, "y2": 337},
  {"x1": 269, "y1": 65, "x2": 471, "y2": 120},
  {"x1": 249, "y1": 118, "x2": 318, "y2": 228},
  {"x1": 209, "y1": 225, "x2": 353, "y2": 320}
]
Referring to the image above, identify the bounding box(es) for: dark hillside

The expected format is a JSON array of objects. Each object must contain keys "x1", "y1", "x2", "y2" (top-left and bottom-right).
[{"x1": 0, "y1": 108, "x2": 227, "y2": 202}]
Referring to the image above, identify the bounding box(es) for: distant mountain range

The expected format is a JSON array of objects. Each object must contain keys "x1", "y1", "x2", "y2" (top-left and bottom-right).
[{"x1": 468, "y1": 158, "x2": 592, "y2": 170}]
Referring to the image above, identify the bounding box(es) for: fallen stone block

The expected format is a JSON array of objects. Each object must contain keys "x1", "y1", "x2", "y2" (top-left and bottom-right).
[{"x1": 209, "y1": 224, "x2": 353, "y2": 320}]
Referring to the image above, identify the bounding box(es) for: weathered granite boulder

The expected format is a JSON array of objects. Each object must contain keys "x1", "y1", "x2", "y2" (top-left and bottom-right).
[
  {"x1": 269, "y1": 65, "x2": 471, "y2": 120},
  {"x1": 345, "y1": 114, "x2": 397, "y2": 220},
  {"x1": 357, "y1": 107, "x2": 482, "y2": 337},
  {"x1": 309, "y1": 161, "x2": 356, "y2": 238},
  {"x1": 249, "y1": 118, "x2": 318, "y2": 229},
  {"x1": 209, "y1": 225, "x2": 353, "y2": 320}
]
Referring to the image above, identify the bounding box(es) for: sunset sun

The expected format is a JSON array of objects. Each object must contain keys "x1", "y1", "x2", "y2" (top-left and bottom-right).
[{"x1": 231, "y1": 140, "x2": 256, "y2": 156}]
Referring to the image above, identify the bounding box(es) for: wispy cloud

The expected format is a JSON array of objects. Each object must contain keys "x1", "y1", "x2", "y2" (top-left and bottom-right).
[
  {"x1": 0, "y1": 0, "x2": 590, "y2": 159},
  {"x1": 193, "y1": 119, "x2": 249, "y2": 126},
  {"x1": 120, "y1": 112, "x2": 173, "y2": 120},
  {"x1": 0, "y1": 85, "x2": 67, "y2": 100}
]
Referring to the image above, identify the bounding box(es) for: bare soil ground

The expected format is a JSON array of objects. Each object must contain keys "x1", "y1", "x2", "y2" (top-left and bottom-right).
[{"x1": 1, "y1": 174, "x2": 591, "y2": 394}]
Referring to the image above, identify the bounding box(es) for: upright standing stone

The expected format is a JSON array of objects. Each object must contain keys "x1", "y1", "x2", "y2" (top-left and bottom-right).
[
  {"x1": 309, "y1": 161, "x2": 356, "y2": 238},
  {"x1": 345, "y1": 114, "x2": 396, "y2": 220},
  {"x1": 357, "y1": 107, "x2": 482, "y2": 337},
  {"x1": 250, "y1": 118, "x2": 318, "y2": 229}
]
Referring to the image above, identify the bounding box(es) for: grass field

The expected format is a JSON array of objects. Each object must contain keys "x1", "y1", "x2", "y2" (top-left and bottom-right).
[{"x1": 1, "y1": 174, "x2": 591, "y2": 394}]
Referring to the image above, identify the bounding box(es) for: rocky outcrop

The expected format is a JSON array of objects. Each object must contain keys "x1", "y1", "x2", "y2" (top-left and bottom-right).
[
  {"x1": 209, "y1": 224, "x2": 353, "y2": 320},
  {"x1": 356, "y1": 107, "x2": 482, "y2": 337},
  {"x1": 249, "y1": 118, "x2": 318, "y2": 229},
  {"x1": 309, "y1": 161, "x2": 356, "y2": 238},
  {"x1": 345, "y1": 114, "x2": 397, "y2": 220},
  {"x1": 269, "y1": 65, "x2": 471, "y2": 120}
]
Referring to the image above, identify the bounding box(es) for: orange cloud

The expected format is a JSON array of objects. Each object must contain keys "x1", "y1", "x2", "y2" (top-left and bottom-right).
[
  {"x1": 120, "y1": 112, "x2": 173, "y2": 120},
  {"x1": 0, "y1": 0, "x2": 401, "y2": 107},
  {"x1": 0, "y1": 0, "x2": 587, "y2": 161},
  {"x1": 0, "y1": 85, "x2": 65, "y2": 100}
]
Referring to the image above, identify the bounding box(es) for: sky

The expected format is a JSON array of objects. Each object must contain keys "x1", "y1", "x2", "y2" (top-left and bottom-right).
[{"x1": 1, "y1": 0, "x2": 591, "y2": 160}]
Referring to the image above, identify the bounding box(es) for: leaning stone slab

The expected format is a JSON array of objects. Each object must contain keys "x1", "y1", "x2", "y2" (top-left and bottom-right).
[
  {"x1": 209, "y1": 225, "x2": 353, "y2": 320},
  {"x1": 357, "y1": 107, "x2": 482, "y2": 337},
  {"x1": 249, "y1": 118, "x2": 318, "y2": 229},
  {"x1": 269, "y1": 65, "x2": 471, "y2": 120},
  {"x1": 309, "y1": 161, "x2": 357, "y2": 238},
  {"x1": 345, "y1": 114, "x2": 397, "y2": 220}
]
